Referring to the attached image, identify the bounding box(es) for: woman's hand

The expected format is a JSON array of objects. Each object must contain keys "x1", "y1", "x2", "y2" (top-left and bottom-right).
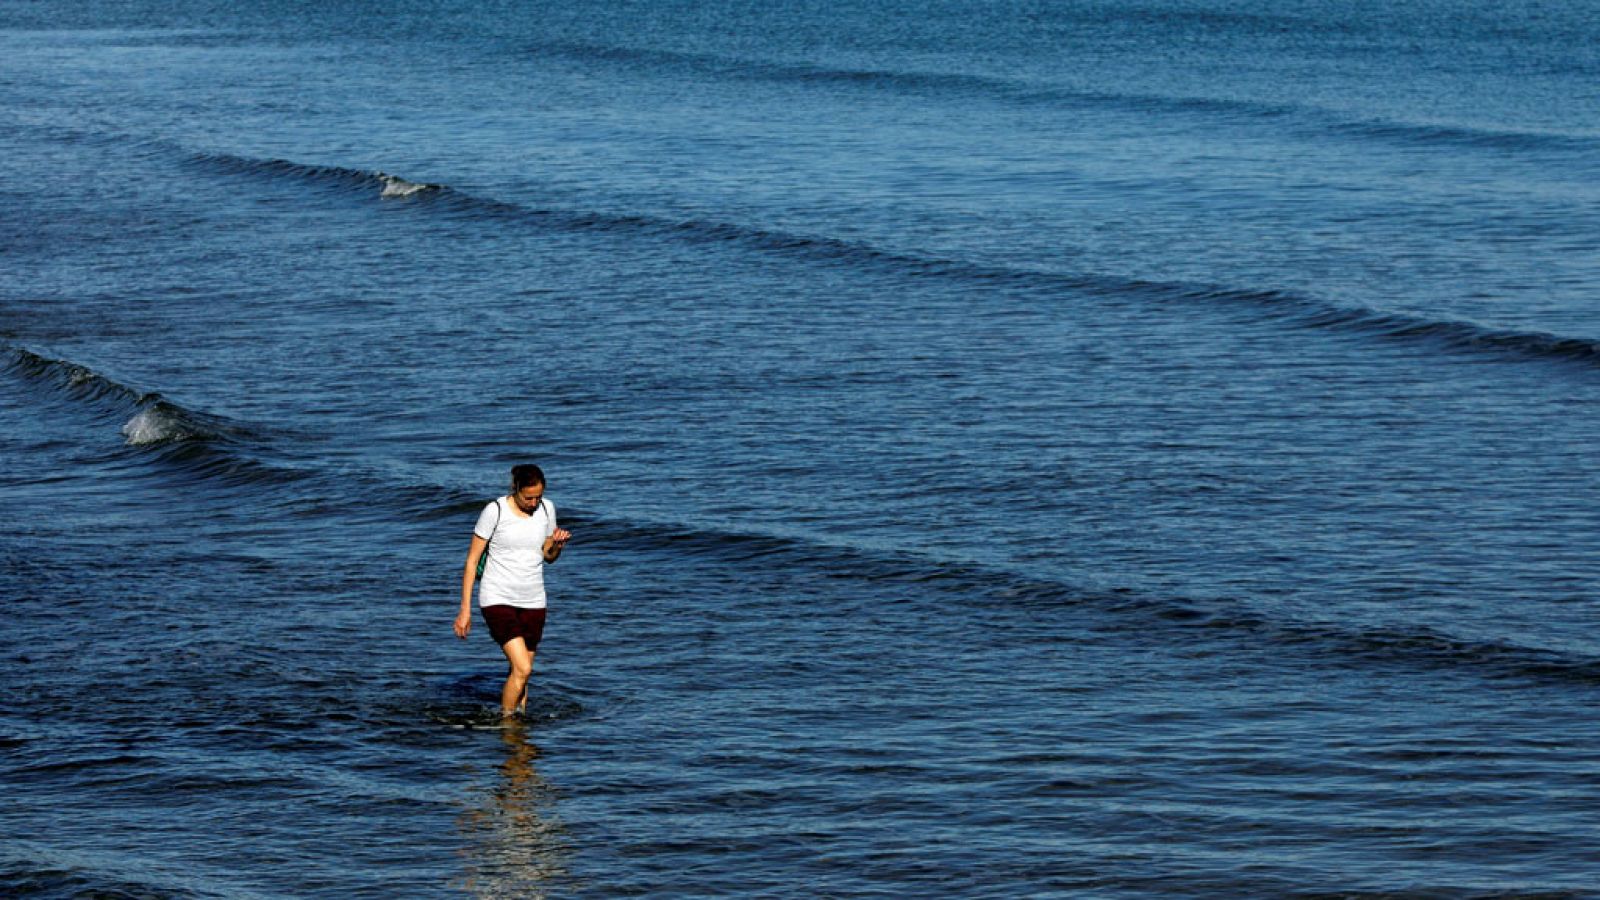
[
  {"x1": 454, "y1": 609, "x2": 472, "y2": 639},
  {"x1": 543, "y1": 528, "x2": 572, "y2": 562}
]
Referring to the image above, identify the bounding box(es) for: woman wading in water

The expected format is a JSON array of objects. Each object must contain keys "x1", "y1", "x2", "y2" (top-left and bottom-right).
[{"x1": 456, "y1": 464, "x2": 572, "y2": 717}]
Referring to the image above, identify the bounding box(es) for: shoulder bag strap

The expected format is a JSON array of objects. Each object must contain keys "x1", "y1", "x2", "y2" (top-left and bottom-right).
[{"x1": 476, "y1": 499, "x2": 502, "y2": 580}]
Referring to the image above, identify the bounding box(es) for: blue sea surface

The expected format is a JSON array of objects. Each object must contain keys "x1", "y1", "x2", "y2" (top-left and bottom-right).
[{"x1": 4, "y1": 0, "x2": 1600, "y2": 895}]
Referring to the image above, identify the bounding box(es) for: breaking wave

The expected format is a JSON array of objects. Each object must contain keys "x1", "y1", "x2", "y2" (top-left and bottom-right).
[{"x1": 0, "y1": 346, "x2": 257, "y2": 449}]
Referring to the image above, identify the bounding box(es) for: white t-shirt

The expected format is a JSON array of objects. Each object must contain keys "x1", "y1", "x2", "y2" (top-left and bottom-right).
[{"x1": 474, "y1": 497, "x2": 557, "y2": 609}]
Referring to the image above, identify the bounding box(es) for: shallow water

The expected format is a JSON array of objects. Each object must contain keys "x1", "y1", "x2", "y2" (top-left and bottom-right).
[{"x1": 4, "y1": 0, "x2": 1600, "y2": 895}]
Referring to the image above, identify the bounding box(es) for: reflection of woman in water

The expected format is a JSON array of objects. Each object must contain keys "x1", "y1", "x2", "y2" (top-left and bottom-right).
[
  {"x1": 456, "y1": 464, "x2": 571, "y2": 717},
  {"x1": 457, "y1": 720, "x2": 571, "y2": 895}
]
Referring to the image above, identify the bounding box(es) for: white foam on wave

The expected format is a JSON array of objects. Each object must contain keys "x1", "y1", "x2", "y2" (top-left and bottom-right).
[
  {"x1": 377, "y1": 173, "x2": 436, "y2": 199},
  {"x1": 122, "y1": 407, "x2": 190, "y2": 445}
]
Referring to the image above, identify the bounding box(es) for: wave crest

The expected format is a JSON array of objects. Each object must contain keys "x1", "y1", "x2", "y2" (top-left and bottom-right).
[
  {"x1": 121, "y1": 405, "x2": 196, "y2": 445},
  {"x1": 377, "y1": 173, "x2": 440, "y2": 199}
]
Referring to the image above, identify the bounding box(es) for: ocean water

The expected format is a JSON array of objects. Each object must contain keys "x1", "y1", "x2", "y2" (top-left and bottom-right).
[{"x1": 3, "y1": 0, "x2": 1600, "y2": 895}]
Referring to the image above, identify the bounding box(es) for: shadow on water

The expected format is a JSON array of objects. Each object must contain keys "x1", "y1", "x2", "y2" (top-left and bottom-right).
[{"x1": 455, "y1": 719, "x2": 573, "y2": 899}]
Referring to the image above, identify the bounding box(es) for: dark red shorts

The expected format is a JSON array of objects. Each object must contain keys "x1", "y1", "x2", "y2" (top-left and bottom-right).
[{"x1": 480, "y1": 605, "x2": 547, "y2": 649}]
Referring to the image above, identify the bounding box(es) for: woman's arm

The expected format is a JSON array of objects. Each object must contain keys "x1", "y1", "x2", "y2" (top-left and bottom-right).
[{"x1": 456, "y1": 534, "x2": 488, "y2": 638}]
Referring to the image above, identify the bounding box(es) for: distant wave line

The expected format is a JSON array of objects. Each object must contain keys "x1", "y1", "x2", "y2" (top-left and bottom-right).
[
  {"x1": 530, "y1": 39, "x2": 1600, "y2": 155},
  {"x1": 185, "y1": 148, "x2": 1600, "y2": 373},
  {"x1": 7, "y1": 338, "x2": 1595, "y2": 686},
  {"x1": 31, "y1": 130, "x2": 1598, "y2": 376},
  {"x1": 471, "y1": 506, "x2": 1600, "y2": 690}
]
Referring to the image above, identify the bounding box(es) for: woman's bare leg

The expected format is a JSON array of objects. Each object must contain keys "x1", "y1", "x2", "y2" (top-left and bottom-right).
[
  {"x1": 499, "y1": 638, "x2": 534, "y2": 717},
  {"x1": 518, "y1": 653, "x2": 536, "y2": 714}
]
